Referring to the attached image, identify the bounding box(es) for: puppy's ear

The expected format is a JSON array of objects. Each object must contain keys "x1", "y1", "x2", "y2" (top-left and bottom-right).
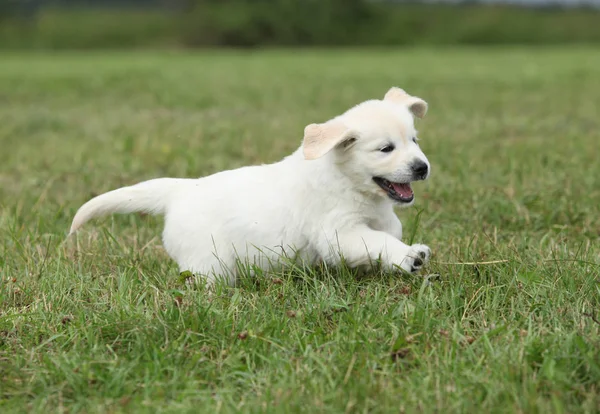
[
  {"x1": 384, "y1": 87, "x2": 428, "y2": 119},
  {"x1": 303, "y1": 121, "x2": 355, "y2": 160}
]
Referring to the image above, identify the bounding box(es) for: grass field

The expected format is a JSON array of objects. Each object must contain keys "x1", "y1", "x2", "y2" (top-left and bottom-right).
[{"x1": 1, "y1": 47, "x2": 599, "y2": 413}]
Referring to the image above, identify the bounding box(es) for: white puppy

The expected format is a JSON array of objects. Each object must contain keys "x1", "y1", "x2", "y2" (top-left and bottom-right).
[{"x1": 69, "y1": 87, "x2": 432, "y2": 286}]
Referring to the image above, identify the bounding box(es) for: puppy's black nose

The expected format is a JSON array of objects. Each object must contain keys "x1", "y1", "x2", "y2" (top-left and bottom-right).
[{"x1": 411, "y1": 160, "x2": 429, "y2": 179}]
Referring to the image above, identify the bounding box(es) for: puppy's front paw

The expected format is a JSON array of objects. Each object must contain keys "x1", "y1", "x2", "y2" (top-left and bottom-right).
[{"x1": 401, "y1": 244, "x2": 431, "y2": 274}]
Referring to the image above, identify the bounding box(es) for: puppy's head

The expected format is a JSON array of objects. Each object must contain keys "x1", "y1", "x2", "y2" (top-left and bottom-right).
[{"x1": 302, "y1": 87, "x2": 430, "y2": 207}]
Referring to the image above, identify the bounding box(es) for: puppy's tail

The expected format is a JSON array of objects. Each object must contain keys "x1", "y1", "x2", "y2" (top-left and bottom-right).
[{"x1": 69, "y1": 178, "x2": 186, "y2": 235}]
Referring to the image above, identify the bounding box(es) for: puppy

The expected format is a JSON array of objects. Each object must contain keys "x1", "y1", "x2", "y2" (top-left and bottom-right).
[{"x1": 69, "y1": 87, "x2": 432, "y2": 286}]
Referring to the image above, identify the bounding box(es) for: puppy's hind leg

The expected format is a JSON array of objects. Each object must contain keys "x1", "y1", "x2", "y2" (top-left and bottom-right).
[{"x1": 175, "y1": 254, "x2": 237, "y2": 290}]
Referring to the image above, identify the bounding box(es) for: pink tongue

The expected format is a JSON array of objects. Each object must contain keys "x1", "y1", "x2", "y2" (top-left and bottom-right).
[{"x1": 392, "y1": 183, "x2": 413, "y2": 198}]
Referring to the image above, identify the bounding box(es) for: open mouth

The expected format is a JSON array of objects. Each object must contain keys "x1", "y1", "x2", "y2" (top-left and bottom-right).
[{"x1": 373, "y1": 177, "x2": 414, "y2": 203}]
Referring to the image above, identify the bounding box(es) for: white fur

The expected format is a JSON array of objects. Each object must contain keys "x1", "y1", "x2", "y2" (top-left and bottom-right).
[{"x1": 69, "y1": 87, "x2": 433, "y2": 286}]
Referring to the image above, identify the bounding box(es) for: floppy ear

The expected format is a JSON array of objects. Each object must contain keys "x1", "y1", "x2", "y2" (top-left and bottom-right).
[
  {"x1": 384, "y1": 87, "x2": 428, "y2": 119},
  {"x1": 302, "y1": 120, "x2": 355, "y2": 160}
]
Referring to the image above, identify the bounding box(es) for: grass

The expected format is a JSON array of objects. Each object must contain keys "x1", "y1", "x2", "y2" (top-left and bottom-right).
[
  {"x1": 3, "y1": 5, "x2": 600, "y2": 49},
  {"x1": 0, "y1": 47, "x2": 599, "y2": 413}
]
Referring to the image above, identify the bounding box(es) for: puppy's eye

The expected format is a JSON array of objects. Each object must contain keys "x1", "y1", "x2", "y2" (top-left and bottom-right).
[
  {"x1": 380, "y1": 144, "x2": 395, "y2": 153},
  {"x1": 412, "y1": 137, "x2": 419, "y2": 144}
]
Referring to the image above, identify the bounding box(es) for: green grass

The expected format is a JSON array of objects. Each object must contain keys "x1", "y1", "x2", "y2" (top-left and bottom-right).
[
  {"x1": 3, "y1": 5, "x2": 600, "y2": 49},
  {"x1": 1, "y1": 47, "x2": 599, "y2": 413},
  {"x1": 0, "y1": 9, "x2": 180, "y2": 50}
]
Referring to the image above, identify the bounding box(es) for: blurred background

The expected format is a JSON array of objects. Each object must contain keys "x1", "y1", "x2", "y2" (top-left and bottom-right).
[{"x1": 2, "y1": 0, "x2": 600, "y2": 49}]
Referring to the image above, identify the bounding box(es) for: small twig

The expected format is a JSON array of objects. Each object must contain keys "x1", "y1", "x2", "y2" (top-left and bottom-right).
[
  {"x1": 432, "y1": 260, "x2": 509, "y2": 266},
  {"x1": 583, "y1": 312, "x2": 600, "y2": 326},
  {"x1": 434, "y1": 258, "x2": 598, "y2": 267}
]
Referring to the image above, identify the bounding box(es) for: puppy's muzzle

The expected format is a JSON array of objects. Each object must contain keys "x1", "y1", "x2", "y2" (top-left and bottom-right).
[{"x1": 410, "y1": 159, "x2": 429, "y2": 181}]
